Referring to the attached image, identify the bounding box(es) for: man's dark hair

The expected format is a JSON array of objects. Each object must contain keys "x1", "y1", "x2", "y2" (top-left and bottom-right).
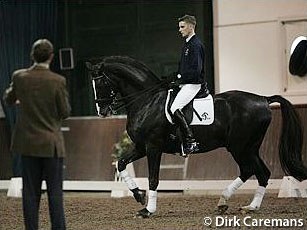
[
  {"x1": 31, "y1": 39, "x2": 53, "y2": 63},
  {"x1": 178, "y1": 15, "x2": 197, "y2": 26}
]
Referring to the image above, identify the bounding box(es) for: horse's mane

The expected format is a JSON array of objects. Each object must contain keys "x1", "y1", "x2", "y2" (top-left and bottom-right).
[{"x1": 102, "y1": 56, "x2": 161, "y2": 83}]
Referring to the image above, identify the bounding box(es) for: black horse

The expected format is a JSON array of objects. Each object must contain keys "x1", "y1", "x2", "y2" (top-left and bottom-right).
[{"x1": 86, "y1": 56, "x2": 307, "y2": 218}]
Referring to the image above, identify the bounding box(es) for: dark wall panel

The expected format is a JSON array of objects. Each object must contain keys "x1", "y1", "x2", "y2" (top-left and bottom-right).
[
  {"x1": 0, "y1": 119, "x2": 12, "y2": 179},
  {"x1": 57, "y1": 1, "x2": 214, "y2": 116}
]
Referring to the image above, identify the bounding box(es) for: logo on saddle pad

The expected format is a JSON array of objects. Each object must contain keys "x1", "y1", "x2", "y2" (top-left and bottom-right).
[
  {"x1": 201, "y1": 112, "x2": 209, "y2": 120},
  {"x1": 165, "y1": 90, "x2": 214, "y2": 125}
]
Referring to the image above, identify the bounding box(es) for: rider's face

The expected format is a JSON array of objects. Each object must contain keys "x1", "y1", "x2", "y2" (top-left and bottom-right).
[{"x1": 178, "y1": 21, "x2": 194, "y2": 38}]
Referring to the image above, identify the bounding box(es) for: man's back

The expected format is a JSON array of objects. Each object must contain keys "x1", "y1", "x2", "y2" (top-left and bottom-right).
[{"x1": 6, "y1": 65, "x2": 70, "y2": 157}]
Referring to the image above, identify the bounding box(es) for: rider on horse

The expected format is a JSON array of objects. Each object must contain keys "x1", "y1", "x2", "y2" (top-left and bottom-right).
[{"x1": 170, "y1": 15, "x2": 205, "y2": 155}]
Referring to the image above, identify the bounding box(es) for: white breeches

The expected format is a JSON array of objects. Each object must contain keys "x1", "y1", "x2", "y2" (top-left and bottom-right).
[{"x1": 170, "y1": 84, "x2": 201, "y2": 114}]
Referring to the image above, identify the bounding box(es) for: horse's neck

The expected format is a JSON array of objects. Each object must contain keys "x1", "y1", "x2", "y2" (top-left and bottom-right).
[
  {"x1": 125, "y1": 90, "x2": 166, "y2": 117},
  {"x1": 120, "y1": 77, "x2": 159, "y2": 91},
  {"x1": 117, "y1": 75, "x2": 161, "y2": 99},
  {"x1": 118, "y1": 82, "x2": 149, "y2": 99},
  {"x1": 106, "y1": 60, "x2": 163, "y2": 108}
]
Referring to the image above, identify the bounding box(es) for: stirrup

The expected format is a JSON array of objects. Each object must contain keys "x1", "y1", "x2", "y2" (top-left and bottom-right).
[{"x1": 180, "y1": 141, "x2": 199, "y2": 157}]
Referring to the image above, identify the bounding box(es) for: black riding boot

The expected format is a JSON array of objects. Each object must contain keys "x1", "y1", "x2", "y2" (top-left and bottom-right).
[{"x1": 173, "y1": 109, "x2": 199, "y2": 155}]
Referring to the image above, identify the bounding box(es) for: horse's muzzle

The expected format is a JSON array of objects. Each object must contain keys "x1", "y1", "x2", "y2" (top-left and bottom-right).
[{"x1": 98, "y1": 106, "x2": 112, "y2": 117}]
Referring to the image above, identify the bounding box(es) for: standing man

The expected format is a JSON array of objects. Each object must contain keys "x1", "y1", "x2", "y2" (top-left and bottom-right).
[
  {"x1": 3, "y1": 39, "x2": 70, "y2": 230},
  {"x1": 170, "y1": 15, "x2": 205, "y2": 155}
]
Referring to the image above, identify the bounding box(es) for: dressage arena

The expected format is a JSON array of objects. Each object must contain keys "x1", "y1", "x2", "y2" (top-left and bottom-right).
[
  {"x1": 1, "y1": 191, "x2": 306, "y2": 229},
  {"x1": 1, "y1": 109, "x2": 307, "y2": 229}
]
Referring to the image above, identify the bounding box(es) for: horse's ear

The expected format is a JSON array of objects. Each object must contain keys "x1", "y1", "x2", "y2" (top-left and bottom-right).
[{"x1": 85, "y1": 62, "x2": 93, "y2": 70}]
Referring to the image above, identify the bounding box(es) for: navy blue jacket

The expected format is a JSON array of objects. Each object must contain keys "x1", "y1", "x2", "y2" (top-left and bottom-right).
[{"x1": 178, "y1": 35, "x2": 205, "y2": 84}]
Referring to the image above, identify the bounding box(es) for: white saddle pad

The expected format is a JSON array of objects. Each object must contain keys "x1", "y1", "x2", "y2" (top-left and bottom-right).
[
  {"x1": 191, "y1": 95, "x2": 214, "y2": 125},
  {"x1": 165, "y1": 90, "x2": 214, "y2": 125}
]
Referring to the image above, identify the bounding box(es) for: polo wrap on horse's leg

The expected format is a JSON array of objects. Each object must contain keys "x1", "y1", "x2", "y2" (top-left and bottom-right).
[
  {"x1": 146, "y1": 190, "x2": 157, "y2": 213},
  {"x1": 249, "y1": 186, "x2": 266, "y2": 209},
  {"x1": 222, "y1": 177, "x2": 244, "y2": 199},
  {"x1": 120, "y1": 170, "x2": 137, "y2": 190},
  {"x1": 218, "y1": 177, "x2": 244, "y2": 212}
]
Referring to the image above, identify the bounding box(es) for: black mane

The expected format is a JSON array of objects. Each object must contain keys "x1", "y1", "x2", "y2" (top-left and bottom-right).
[{"x1": 102, "y1": 56, "x2": 161, "y2": 84}]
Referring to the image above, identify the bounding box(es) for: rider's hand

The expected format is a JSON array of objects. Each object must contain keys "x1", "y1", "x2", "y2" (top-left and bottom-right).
[{"x1": 169, "y1": 81, "x2": 180, "y2": 88}]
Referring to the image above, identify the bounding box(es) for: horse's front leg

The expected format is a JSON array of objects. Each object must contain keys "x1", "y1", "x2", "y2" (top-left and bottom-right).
[
  {"x1": 136, "y1": 143, "x2": 162, "y2": 218},
  {"x1": 117, "y1": 146, "x2": 146, "y2": 205}
]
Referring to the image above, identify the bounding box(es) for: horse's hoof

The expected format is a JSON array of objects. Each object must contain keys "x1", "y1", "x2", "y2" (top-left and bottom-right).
[
  {"x1": 133, "y1": 189, "x2": 146, "y2": 205},
  {"x1": 216, "y1": 195, "x2": 228, "y2": 214},
  {"x1": 217, "y1": 205, "x2": 228, "y2": 214},
  {"x1": 135, "y1": 208, "x2": 153, "y2": 218},
  {"x1": 239, "y1": 205, "x2": 258, "y2": 214},
  {"x1": 217, "y1": 196, "x2": 227, "y2": 205}
]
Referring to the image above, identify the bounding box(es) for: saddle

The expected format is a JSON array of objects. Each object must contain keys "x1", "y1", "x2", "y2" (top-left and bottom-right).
[{"x1": 165, "y1": 84, "x2": 214, "y2": 126}]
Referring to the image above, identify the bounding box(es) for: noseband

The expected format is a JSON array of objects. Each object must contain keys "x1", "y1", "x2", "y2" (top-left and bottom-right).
[{"x1": 91, "y1": 70, "x2": 117, "y2": 108}]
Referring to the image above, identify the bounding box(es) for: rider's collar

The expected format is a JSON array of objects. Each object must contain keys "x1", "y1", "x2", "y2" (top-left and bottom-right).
[{"x1": 186, "y1": 33, "x2": 195, "y2": 43}]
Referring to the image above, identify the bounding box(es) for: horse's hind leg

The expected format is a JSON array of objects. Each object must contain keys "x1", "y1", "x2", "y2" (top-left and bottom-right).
[
  {"x1": 217, "y1": 178, "x2": 244, "y2": 213},
  {"x1": 219, "y1": 115, "x2": 271, "y2": 213},
  {"x1": 240, "y1": 155, "x2": 271, "y2": 213},
  {"x1": 117, "y1": 146, "x2": 146, "y2": 205},
  {"x1": 217, "y1": 157, "x2": 253, "y2": 213}
]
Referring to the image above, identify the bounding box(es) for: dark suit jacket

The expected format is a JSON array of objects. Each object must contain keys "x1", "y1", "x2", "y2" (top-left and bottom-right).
[
  {"x1": 178, "y1": 35, "x2": 205, "y2": 84},
  {"x1": 3, "y1": 65, "x2": 70, "y2": 157}
]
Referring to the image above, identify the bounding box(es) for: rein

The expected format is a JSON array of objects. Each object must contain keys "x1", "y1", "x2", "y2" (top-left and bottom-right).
[{"x1": 112, "y1": 81, "x2": 167, "y2": 112}]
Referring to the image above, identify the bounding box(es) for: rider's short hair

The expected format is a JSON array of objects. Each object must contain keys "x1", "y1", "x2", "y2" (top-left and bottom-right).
[
  {"x1": 31, "y1": 39, "x2": 53, "y2": 63},
  {"x1": 178, "y1": 15, "x2": 197, "y2": 27}
]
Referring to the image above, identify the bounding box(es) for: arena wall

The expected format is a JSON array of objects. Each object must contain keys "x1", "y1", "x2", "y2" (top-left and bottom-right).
[{"x1": 1, "y1": 106, "x2": 306, "y2": 181}]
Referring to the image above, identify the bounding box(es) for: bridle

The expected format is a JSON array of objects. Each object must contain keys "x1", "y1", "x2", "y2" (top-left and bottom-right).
[
  {"x1": 91, "y1": 70, "x2": 117, "y2": 115},
  {"x1": 92, "y1": 72, "x2": 116, "y2": 103}
]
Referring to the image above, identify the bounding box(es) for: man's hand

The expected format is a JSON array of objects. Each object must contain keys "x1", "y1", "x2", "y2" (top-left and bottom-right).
[{"x1": 3, "y1": 86, "x2": 17, "y2": 106}]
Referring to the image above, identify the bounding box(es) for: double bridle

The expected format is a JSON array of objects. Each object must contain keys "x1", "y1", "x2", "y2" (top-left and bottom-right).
[{"x1": 92, "y1": 72, "x2": 116, "y2": 103}]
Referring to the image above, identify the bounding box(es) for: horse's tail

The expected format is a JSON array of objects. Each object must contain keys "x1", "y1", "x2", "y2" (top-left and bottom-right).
[{"x1": 267, "y1": 95, "x2": 307, "y2": 181}]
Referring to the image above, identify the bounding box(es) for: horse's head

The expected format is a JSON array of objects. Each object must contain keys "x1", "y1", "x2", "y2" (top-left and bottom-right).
[
  {"x1": 86, "y1": 61, "x2": 117, "y2": 117},
  {"x1": 86, "y1": 56, "x2": 165, "y2": 117}
]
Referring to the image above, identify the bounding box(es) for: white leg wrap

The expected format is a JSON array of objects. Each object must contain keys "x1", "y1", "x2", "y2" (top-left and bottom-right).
[
  {"x1": 222, "y1": 177, "x2": 244, "y2": 199},
  {"x1": 119, "y1": 170, "x2": 137, "y2": 190},
  {"x1": 250, "y1": 186, "x2": 266, "y2": 209},
  {"x1": 146, "y1": 190, "x2": 157, "y2": 213}
]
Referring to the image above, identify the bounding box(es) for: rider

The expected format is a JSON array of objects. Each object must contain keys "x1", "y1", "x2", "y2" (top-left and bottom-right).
[{"x1": 170, "y1": 14, "x2": 205, "y2": 155}]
